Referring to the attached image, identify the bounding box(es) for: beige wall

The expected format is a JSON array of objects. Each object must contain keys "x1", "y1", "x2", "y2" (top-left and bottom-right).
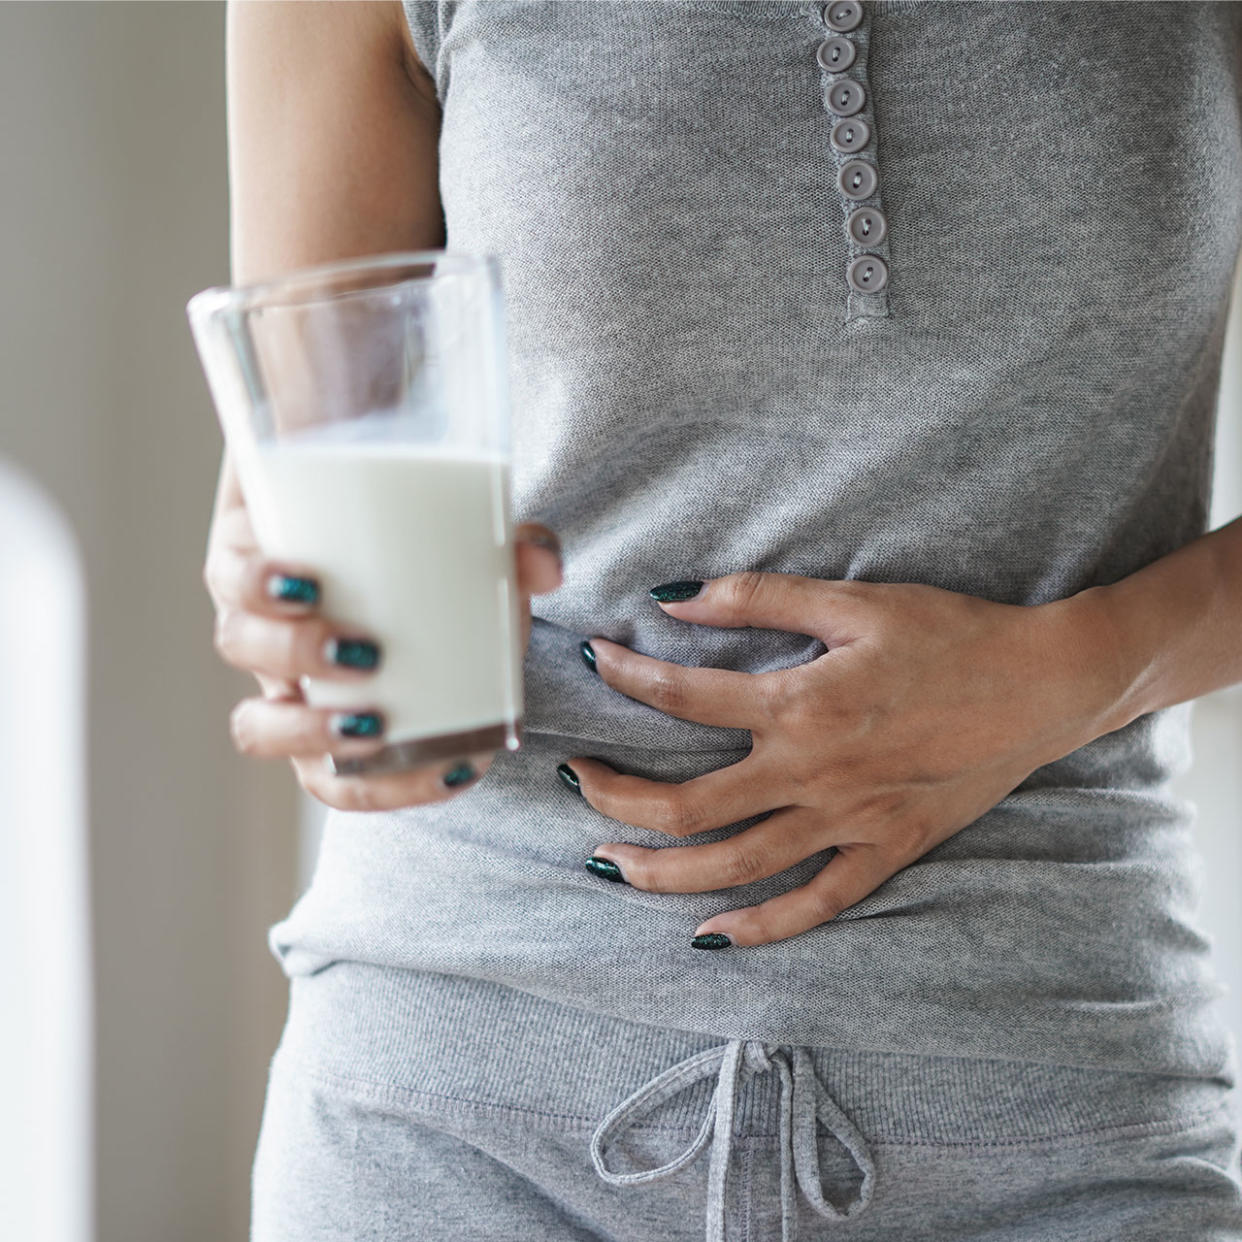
[{"x1": 0, "y1": 5, "x2": 298, "y2": 1240}]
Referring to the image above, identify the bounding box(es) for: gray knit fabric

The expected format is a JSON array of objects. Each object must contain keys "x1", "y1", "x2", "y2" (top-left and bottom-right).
[
  {"x1": 270, "y1": 2, "x2": 1242, "y2": 1076},
  {"x1": 251, "y1": 965, "x2": 1242, "y2": 1241}
]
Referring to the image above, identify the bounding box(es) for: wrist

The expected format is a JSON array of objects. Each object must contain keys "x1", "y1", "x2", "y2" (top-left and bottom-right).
[{"x1": 1039, "y1": 583, "x2": 1143, "y2": 747}]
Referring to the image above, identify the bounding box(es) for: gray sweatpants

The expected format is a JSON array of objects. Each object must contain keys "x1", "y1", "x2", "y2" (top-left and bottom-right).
[{"x1": 252, "y1": 962, "x2": 1242, "y2": 1241}]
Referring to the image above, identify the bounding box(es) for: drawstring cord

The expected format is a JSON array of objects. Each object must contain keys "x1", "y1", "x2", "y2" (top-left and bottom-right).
[{"x1": 589, "y1": 1038, "x2": 875, "y2": 1242}]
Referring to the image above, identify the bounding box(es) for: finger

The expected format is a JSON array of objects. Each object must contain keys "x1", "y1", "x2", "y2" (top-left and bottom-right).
[
  {"x1": 690, "y1": 842, "x2": 897, "y2": 948},
  {"x1": 204, "y1": 540, "x2": 325, "y2": 618},
  {"x1": 293, "y1": 749, "x2": 497, "y2": 813},
  {"x1": 229, "y1": 697, "x2": 389, "y2": 760},
  {"x1": 585, "y1": 637, "x2": 777, "y2": 730},
  {"x1": 589, "y1": 805, "x2": 828, "y2": 893},
  {"x1": 514, "y1": 522, "x2": 563, "y2": 597},
  {"x1": 564, "y1": 753, "x2": 780, "y2": 838},
  {"x1": 213, "y1": 609, "x2": 382, "y2": 683},
  {"x1": 256, "y1": 672, "x2": 302, "y2": 701},
  {"x1": 650, "y1": 571, "x2": 867, "y2": 646}
]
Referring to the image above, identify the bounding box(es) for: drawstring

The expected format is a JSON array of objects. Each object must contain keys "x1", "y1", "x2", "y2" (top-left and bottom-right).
[{"x1": 589, "y1": 1038, "x2": 875, "y2": 1242}]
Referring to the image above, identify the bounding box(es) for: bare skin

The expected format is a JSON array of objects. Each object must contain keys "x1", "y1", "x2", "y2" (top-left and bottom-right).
[
  {"x1": 207, "y1": 0, "x2": 561, "y2": 811},
  {"x1": 576, "y1": 519, "x2": 1242, "y2": 948},
  {"x1": 213, "y1": 2, "x2": 1242, "y2": 947}
]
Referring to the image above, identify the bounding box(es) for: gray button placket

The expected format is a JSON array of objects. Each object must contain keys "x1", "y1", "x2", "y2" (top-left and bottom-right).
[{"x1": 814, "y1": 3, "x2": 891, "y2": 321}]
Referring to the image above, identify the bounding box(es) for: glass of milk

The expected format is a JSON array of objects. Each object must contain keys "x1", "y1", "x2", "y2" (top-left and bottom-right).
[{"x1": 186, "y1": 252, "x2": 523, "y2": 776}]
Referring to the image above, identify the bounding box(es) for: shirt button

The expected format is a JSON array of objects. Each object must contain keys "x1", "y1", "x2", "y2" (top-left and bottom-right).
[
  {"x1": 845, "y1": 206, "x2": 888, "y2": 246},
  {"x1": 837, "y1": 158, "x2": 878, "y2": 200},
  {"x1": 822, "y1": 1, "x2": 864, "y2": 32},
  {"x1": 826, "y1": 79, "x2": 866, "y2": 117},
  {"x1": 846, "y1": 254, "x2": 889, "y2": 293},
  {"x1": 829, "y1": 117, "x2": 870, "y2": 153},
  {"x1": 816, "y1": 36, "x2": 857, "y2": 73}
]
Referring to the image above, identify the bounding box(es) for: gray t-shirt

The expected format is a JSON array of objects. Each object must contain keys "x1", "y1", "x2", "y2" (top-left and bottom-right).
[{"x1": 270, "y1": 1, "x2": 1242, "y2": 1077}]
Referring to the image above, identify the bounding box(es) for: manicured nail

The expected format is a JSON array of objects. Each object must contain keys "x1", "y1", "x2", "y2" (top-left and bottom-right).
[
  {"x1": 324, "y1": 637, "x2": 381, "y2": 670},
  {"x1": 330, "y1": 711, "x2": 384, "y2": 739},
  {"x1": 650, "y1": 580, "x2": 703, "y2": 603},
  {"x1": 691, "y1": 932, "x2": 732, "y2": 950},
  {"x1": 586, "y1": 856, "x2": 627, "y2": 884},
  {"x1": 267, "y1": 573, "x2": 319, "y2": 607},
  {"x1": 523, "y1": 531, "x2": 562, "y2": 561},
  {"x1": 579, "y1": 639, "x2": 598, "y2": 674},
  {"x1": 556, "y1": 762, "x2": 582, "y2": 795},
  {"x1": 442, "y1": 761, "x2": 477, "y2": 788}
]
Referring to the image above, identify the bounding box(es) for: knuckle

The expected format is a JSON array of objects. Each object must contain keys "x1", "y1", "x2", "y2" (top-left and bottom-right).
[
  {"x1": 724, "y1": 570, "x2": 768, "y2": 619},
  {"x1": 894, "y1": 816, "x2": 934, "y2": 859},
  {"x1": 807, "y1": 885, "x2": 847, "y2": 924},
  {"x1": 754, "y1": 674, "x2": 787, "y2": 722},
  {"x1": 719, "y1": 845, "x2": 766, "y2": 889},
  {"x1": 860, "y1": 788, "x2": 908, "y2": 825},
  {"x1": 761, "y1": 673, "x2": 801, "y2": 727},
  {"x1": 657, "y1": 790, "x2": 704, "y2": 837},
  {"x1": 647, "y1": 668, "x2": 688, "y2": 716},
  {"x1": 773, "y1": 679, "x2": 826, "y2": 734}
]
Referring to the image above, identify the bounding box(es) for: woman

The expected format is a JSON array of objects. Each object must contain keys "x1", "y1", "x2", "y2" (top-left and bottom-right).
[{"x1": 206, "y1": 1, "x2": 1242, "y2": 1238}]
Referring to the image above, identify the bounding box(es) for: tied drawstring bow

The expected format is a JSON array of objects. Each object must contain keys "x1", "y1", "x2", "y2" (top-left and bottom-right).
[{"x1": 590, "y1": 1039, "x2": 876, "y2": 1242}]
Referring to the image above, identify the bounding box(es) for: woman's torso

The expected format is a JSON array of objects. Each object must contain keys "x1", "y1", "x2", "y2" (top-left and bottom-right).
[{"x1": 270, "y1": 1, "x2": 1242, "y2": 1076}]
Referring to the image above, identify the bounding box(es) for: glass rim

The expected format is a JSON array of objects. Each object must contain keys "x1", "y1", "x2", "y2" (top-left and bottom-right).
[{"x1": 185, "y1": 249, "x2": 500, "y2": 323}]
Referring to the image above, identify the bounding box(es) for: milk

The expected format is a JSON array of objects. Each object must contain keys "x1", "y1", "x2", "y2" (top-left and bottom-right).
[{"x1": 243, "y1": 436, "x2": 523, "y2": 749}]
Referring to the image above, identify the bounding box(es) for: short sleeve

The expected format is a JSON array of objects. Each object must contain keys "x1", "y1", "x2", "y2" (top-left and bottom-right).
[{"x1": 402, "y1": 1, "x2": 451, "y2": 102}]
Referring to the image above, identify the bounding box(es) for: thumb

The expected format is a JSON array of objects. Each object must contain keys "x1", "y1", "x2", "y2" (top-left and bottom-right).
[{"x1": 514, "y1": 522, "x2": 562, "y2": 597}]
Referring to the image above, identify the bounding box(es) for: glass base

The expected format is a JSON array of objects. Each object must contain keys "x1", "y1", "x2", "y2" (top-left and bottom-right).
[{"x1": 328, "y1": 717, "x2": 522, "y2": 777}]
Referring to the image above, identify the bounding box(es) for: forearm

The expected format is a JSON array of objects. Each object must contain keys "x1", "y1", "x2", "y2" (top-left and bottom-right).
[{"x1": 1069, "y1": 513, "x2": 1242, "y2": 735}]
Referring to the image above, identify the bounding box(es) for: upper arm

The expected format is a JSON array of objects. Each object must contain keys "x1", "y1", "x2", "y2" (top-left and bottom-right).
[{"x1": 225, "y1": 0, "x2": 444, "y2": 284}]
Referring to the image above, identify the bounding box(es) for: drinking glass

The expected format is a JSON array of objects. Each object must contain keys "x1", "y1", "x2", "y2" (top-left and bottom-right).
[{"x1": 187, "y1": 251, "x2": 523, "y2": 776}]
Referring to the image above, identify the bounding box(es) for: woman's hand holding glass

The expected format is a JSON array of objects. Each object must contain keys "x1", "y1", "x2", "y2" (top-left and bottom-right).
[
  {"x1": 573, "y1": 571, "x2": 1126, "y2": 949},
  {"x1": 203, "y1": 483, "x2": 562, "y2": 811}
]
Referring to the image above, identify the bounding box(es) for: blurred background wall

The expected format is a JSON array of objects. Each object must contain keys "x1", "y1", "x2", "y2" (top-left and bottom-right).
[
  {"x1": 0, "y1": 3, "x2": 1238, "y2": 1241},
  {"x1": 0, "y1": 5, "x2": 297, "y2": 1240}
]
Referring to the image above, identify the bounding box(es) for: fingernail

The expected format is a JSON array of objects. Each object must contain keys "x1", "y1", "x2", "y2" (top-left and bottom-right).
[
  {"x1": 650, "y1": 580, "x2": 702, "y2": 603},
  {"x1": 442, "y1": 761, "x2": 477, "y2": 788},
  {"x1": 523, "y1": 531, "x2": 562, "y2": 561},
  {"x1": 556, "y1": 762, "x2": 582, "y2": 795},
  {"x1": 585, "y1": 856, "x2": 628, "y2": 884},
  {"x1": 330, "y1": 711, "x2": 384, "y2": 739},
  {"x1": 691, "y1": 932, "x2": 732, "y2": 950},
  {"x1": 579, "y1": 639, "x2": 598, "y2": 674},
  {"x1": 324, "y1": 637, "x2": 381, "y2": 670},
  {"x1": 267, "y1": 573, "x2": 320, "y2": 607}
]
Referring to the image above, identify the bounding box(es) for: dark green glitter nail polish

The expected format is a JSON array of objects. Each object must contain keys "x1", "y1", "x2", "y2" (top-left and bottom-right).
[
  {"x1": 524, "y1": 531, "x2": 563, "y2": 560},
  {"x1": 556, "y1": 762, "x2": 582, "y2": 795},
  {"x1": 326, "y1": 637, "x2": 381, "y2": 670},
  {"x1": 442, "y1": 761, "x2": 476, "y2": 788},
  {"x1": 580, "y1": 639, "x2": 598, "y2": 674},
  {"x1": 586, "y1": 856, "x2": 627, "y2": 884},
  {"x1": 331, "y1": 712, "x2": 383, "y2": 738},
  {"x1": 268, "y1": 573, "x2": 320, "y2": 606},
  {"x1": 691, "y1": 933, "x2": 732, "y2": 950},
  {"x1": 650, "y1": 580, "x2": 703, "y2": 603}
]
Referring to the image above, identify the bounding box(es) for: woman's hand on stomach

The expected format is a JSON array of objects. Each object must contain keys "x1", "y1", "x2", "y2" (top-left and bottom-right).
[
  {"x1": 567, "y1": 571, "x2": 1123, "y2": 949},
  {"x1": 203, "y1": 479, "x2": 561, "y2": 811}
]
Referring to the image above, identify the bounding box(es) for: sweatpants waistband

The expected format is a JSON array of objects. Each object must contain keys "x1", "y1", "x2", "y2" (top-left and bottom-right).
[{"x1": 274, "y1": 960, "x2": 1234, "y2": 1146}]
